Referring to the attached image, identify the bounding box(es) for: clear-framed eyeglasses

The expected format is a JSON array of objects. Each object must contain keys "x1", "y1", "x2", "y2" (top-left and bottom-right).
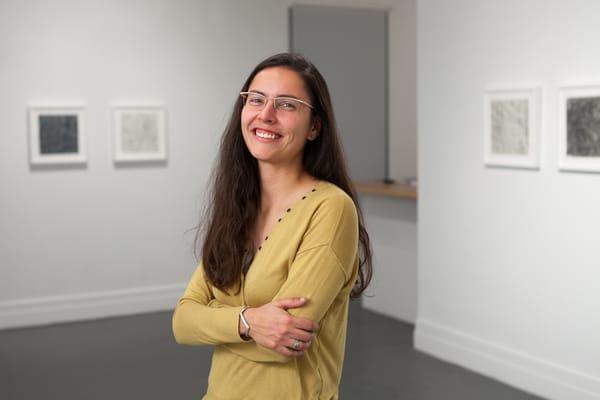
[{"x1": 240, "y1": 91, "x2": 314, "y2": 113}]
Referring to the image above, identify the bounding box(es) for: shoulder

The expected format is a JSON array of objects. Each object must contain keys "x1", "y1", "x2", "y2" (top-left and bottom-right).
[
  {"x1": 296, "y1": 181, "x2": 359, "y2": 275},
  {"x1": 299, "y1": 181, "x2": 359, "y2": 251},
  {"x1": 310, "y1": 181, "x2": 355, "y2": 212}
]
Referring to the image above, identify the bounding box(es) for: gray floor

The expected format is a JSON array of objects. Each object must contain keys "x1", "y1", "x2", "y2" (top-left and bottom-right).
[{"x1": 0, "y1": 303, "x2": 545, "y2": 400}]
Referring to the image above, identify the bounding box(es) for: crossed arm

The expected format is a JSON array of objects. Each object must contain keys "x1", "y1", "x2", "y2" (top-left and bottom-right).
[
  {"x1": 172, "y1": 244, "x2": 351, "y2": 362},
  {"x1": 172, "y1": 196, "x2": 358, "y2": 363}
]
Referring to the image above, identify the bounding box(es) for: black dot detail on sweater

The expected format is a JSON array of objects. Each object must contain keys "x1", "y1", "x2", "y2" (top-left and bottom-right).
[
  {"x1": 258, "y1": 246, "x2": 262, "y2": 251},
  {"x1": 286, "y1": 208, "x2": 291, "y2": 212},
  {"x1": 278, "y1": 218, "x2": 282, "y2": 222},
  {"x1": 265, "y1": 236, "x2": 269, "y2": 241},
  {"x1": 302, "y1": 196, "x2": 306, "y2": 200},
  {"x1": 311, "y1": 188, "x2": 316, "y2": 192}
]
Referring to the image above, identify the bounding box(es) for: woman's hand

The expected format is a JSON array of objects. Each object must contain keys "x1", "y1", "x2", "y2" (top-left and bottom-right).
[{"x1": 240, "y1": 297, "x2": 319, "y2": 357}]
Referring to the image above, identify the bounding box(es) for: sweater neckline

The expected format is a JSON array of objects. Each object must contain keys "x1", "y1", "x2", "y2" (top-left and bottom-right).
[{"x1": 242, "y1": 180, "x2": 327, "y2": 274}]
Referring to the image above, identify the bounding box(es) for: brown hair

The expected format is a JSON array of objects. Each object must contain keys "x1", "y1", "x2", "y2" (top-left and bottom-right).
[{"x1": 195, "y1": 52, "x2": 372, "y2": 298}]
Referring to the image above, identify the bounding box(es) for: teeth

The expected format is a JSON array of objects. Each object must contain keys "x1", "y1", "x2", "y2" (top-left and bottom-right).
[{"x1": 256, "y1": 129, "x2": 278, "y2": 140}]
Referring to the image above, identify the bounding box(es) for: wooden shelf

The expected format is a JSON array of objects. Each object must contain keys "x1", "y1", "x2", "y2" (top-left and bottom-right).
[{"x1": 354, "y1": 180, "x2": 417, "y2": 200}]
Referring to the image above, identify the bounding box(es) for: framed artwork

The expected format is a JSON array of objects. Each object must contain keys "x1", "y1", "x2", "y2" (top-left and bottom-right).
[
  {"x1": 112, "y1": 103, "x2": 167, "y2": 163},
  {"x1": 483, "y1": 86, "x2": 541, "y2": 169},
  {"x1": 28, "y1": 103, "x2": 86, "y2": 165},
  {"x1": 558, "y1": 85, "x2": 600, "y2": 172}
]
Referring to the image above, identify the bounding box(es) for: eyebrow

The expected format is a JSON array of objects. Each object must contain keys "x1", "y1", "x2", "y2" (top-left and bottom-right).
[{"x1": 248, "y1": 90, "x2": 303, "y2": 100}]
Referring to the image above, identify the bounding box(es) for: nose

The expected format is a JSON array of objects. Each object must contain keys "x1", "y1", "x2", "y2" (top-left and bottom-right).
[{"x1": 257, "y1": 98, "x2": 277, "y2": 122}]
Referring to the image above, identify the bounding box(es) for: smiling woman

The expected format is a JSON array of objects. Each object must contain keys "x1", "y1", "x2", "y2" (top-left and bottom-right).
[
  {"x1": 240, "y1": 67, "x2": 319, "y2": 166},
  {"x1": 172, "y1": 53, "x2": 373, "y2": 400}
]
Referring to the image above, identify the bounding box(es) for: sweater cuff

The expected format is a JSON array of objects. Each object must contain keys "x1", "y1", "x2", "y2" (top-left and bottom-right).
[{"x1": 221, "y1": 306, "x2": 247, "y2": 343}]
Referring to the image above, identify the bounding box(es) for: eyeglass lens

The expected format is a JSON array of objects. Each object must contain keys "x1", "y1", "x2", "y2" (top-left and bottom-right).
[{"x1": 242, "y1": 93, "x2": 305, "y2": 112}]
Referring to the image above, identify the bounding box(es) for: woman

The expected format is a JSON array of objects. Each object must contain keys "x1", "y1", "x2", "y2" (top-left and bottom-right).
[{"x1": 172, "y1": 53, "x2": 372, "y2": 400}]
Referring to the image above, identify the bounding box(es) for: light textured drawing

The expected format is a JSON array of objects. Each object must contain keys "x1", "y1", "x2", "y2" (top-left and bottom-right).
[
  {"x1": 120, "y1": 112, "x2": 159, "y2": 153},
  {"x1": 567, "y1": 96, "x2": 600, "y2": 157},
  {"x1": 491, "y1": 99, "x2": 528, "y2": 155},
  {"x1": 39, "y1": 115, "x2": 78, "y2": 154}
]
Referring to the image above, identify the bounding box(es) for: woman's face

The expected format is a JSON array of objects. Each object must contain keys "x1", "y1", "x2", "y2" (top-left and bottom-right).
[{"x1": 241, "y1": 67, "x2": 316, "y2": 168}]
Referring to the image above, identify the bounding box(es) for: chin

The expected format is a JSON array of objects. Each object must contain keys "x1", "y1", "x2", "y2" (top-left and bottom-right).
[{"x1": 247, "y1": 147, "x2": 273, "y2": 162}]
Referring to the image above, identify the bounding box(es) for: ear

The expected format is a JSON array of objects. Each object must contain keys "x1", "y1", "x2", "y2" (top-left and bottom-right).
[{"x1": 308, "y1": 118, "x2": 321, "y2": 141}]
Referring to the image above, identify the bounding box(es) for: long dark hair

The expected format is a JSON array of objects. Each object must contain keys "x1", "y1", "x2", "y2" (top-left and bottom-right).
[{"x1": 195, "y1": 52, "x2": 372, "y2": 298}]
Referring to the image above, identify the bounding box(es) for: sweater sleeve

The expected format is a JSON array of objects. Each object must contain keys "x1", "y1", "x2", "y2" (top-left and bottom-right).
[
  {"x1": 172, "y1": 264, "x2": 247, "y2": 346},
  {"x1": 224, "y1": 194, "x2": 359, "y2": 363}
]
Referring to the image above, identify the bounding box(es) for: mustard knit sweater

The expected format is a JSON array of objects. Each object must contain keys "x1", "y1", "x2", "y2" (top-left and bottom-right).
[{"x1": 172, "y1": 181, "x2": 359, "y2": 400}]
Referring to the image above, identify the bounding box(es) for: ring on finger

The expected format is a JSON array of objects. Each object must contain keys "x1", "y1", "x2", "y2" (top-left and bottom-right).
[{"x1": 292, "y1": 339, "x2": 302, "y2": 350}]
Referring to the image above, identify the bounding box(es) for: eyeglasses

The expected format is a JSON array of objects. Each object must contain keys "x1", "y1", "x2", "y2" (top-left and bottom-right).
[{"x1": 240, "y1": 91, "x2": 314, "y2": 112}]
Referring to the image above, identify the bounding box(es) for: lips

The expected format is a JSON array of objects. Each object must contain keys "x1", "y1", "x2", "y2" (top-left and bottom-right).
[{"x1": 254, "y1": 128, "x2": 282, "y2": 141}]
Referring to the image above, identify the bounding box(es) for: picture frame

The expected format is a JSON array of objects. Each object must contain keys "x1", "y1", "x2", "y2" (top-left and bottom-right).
[
  {"x1": 28, "y1": 103, "x2": 86, "y2": 166},
  {"x1": 483, "y1": 86, "x2": 541, "y2": 169},
  {"x1": 112, "y1": 103, "x2": 167, "y2": 163},
  {"x1": 558, "y1": 85, "x2": 600, "y2": 173}
]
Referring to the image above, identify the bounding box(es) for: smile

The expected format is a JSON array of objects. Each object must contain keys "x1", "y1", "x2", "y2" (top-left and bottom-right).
[{"x1": 254, "y1": 128, "x2": 282, "y2": 142}]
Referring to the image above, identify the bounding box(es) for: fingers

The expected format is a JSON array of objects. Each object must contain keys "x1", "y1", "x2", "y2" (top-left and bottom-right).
[
  {"x1": 271, "y1": 298, "x2": 319, "y2": 332},
  {"x1": 285, "y1": 337, "x2": 312, "y2": 352},
  {"x1": 292, "y1": 316, "x2": 319, "y2": 333},
  {"x1": 277, "y1": 345, "x2": 305, "y2": 358},
  {"x1": 290, "y1": 328, "x2": 314, "y2": 343},
  {"x1": 273, "y1": 297, "x2": 307, "y2": 310},
  {"x1": 249, "y1": 298, "x2": 319, "y2": 358},
  {"x1": 273, "y1": 338, "x2": 311, "y2": 357},
  {"x1": 273, "y1": 297, "x2": 319, "y2": 332}
]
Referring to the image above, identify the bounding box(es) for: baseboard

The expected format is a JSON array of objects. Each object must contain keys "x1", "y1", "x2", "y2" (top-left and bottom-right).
[
  {"x1": 414, "y1": 319, "x2": 600, "y2": 400},
  {"x1": 0, "y1": 283, "x2": 186, "y2": 330}
]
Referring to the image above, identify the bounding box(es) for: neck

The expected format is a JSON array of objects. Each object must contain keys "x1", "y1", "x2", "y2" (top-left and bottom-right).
[{"x1": 258, "y1": 162, "x2": 310, "y2": 211}]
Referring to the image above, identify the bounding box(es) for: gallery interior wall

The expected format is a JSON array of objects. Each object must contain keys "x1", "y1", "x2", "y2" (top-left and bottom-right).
[
  {"x1": 0, "y1": 0, "x2": 418, "y2": 328},
  {"x1": 416, "y1": 1, "x2": 600, "y2": 399},
  {"x1": 0, "y1": 0, "x2": 289, "y2": 327}
]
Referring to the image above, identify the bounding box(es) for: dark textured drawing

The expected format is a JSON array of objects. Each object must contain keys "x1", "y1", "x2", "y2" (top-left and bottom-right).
[
  {"x1": 39, "y1": 115, "x2": 78, "y2": 154},
  {"x1": 120, "y1": 112, "x2": 159, "y2": 153},
  {"x1": 491, "y1": 99, "x2": 528, "y2": 155},
  {"x1": 566, "y1": 96, "x2": 600, "y2": 157}
]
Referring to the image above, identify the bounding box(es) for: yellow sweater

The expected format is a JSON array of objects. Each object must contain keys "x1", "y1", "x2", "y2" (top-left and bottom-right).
[{"x1": 172, "y1": 181, "x2": 359, "y2": 400}]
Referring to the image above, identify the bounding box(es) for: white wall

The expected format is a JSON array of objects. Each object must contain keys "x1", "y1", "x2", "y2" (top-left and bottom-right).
[
  {"x1": 361, "y1": 195, "x2": 417, "y2": 322},
  {"x1": 0, "y1": 0, "x2": 417, "y2": 329},
  {"x1": 0, "y1": 0, "x2": 288, "y2": 328},
  {"x1": 416, "y1": 1, "x2": 600, "y2": 399}
]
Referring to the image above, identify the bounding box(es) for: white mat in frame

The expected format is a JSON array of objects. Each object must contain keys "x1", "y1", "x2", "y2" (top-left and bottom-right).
[
  {"x1": 483, "y1": 86, "x2": 542, "y2": 170},
  {"x1": 111, "y1": 102, "x2": 168, "y2": 163}
]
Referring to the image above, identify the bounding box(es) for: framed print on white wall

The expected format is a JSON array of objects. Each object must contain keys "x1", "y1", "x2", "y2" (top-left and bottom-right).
[
  {"x1": 558, "y1": 85, "x2": 600, "y2": 173},
  {"x1": 28, "y1": 103, "x2": 86, "y2": 166},
  {"x1": 112, "y1": 103, "x2": 167, "y2": 163},
  {"x1": 483, "y1": 86, "x2": 541, "y2": 169}
]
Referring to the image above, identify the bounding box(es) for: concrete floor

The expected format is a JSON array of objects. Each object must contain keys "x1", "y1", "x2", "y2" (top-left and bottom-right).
[{"x1": 0, "y1": 303, "x2": 545, "y2": 399}]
